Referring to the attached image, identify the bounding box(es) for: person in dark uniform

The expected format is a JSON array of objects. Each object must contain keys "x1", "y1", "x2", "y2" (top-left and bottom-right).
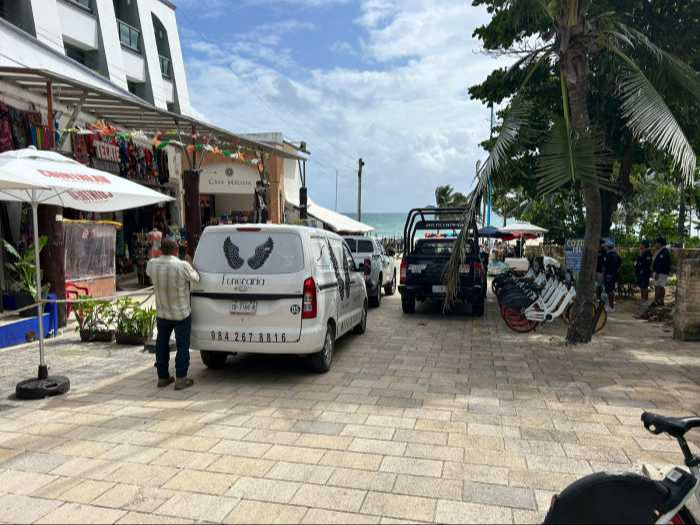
[
  {"x1": 634, "y1": 240, "x2": 653, "y2": 304},
  {"x1": 652, "y1": 237, "x2": 672, "y2": 307},
  {"x1": 596, "y1": 240, "x2": 605, "y2": 298},
  {"x1": 602, "y1": 240, "x2": 622, "y2": 312}
]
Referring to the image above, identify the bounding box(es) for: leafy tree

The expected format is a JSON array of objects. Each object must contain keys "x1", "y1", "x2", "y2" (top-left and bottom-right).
[
  {"x1": 446, "y1": 0, "x2": 700, "y2": 343},
  {"x1": 434, "y1": 185, "x2": 469, "y2": 208}
]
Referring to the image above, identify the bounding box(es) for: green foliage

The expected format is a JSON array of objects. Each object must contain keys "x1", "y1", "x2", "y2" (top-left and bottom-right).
[
  {"x1": 74, "y1": 297, "x2": 115, "y2": 333},
  {"x1": 115, "y1": 298, "x2": 157, "y2": 338},
  {"x1": 1, "y1": 237, "x2": 49, "y2": 299},
  {"x1": 434, "y1": 185, "x2": 468, "y2": 208},
  {"x1": 520, "y1": 193, "x2": 586, "y2": 244}
]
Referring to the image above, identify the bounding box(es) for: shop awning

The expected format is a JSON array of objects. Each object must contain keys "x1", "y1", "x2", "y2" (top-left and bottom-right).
[
  {"x1": 307, "y1": 202, "x2": 374, "y2": 235},
  {"x1": 0, "y1": 67, "x2": 304, "y2": 161}
]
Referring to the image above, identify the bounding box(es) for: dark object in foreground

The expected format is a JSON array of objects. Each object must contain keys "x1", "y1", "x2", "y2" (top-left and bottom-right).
[{"x1": 16, "y1": 370, "x2": 70, "y2": 400}]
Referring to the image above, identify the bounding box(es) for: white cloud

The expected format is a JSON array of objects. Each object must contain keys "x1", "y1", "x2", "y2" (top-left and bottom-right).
[{"x1": 183, "y1": 0, "x2": 509, "y2": 212}]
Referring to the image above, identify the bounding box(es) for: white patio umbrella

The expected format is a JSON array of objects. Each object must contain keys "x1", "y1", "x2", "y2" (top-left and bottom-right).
[
  {"x1": 500, "y1": 222, "x2": 548, "y2": 257},
  {"x1": 0, "y1": 147, "x2": 174, "y2": 400}
]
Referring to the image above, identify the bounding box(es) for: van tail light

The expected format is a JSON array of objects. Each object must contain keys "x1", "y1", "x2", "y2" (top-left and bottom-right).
[
  {"x1": 474, "y1": 262, "x2": 483, "y2": 276},
  {"x1": 364, "y1": 258, "x2": 372, "y2": 277},
  {"x1": 302, "y1": 277, "x2": 317, "y2": 319},
  {"x1": 400, "y1": 259, "x2": 407, "y2": 284}
]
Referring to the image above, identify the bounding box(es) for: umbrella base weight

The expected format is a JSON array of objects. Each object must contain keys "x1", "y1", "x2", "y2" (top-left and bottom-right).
[{"x1": 15, "y1": 376, "x2": 70, "y2": 400}]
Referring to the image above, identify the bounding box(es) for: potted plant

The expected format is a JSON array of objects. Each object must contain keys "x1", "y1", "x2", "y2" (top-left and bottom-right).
[
  {"x1": 1, "y1": 237, "x2": 49, "y2": 318},
  {"x1": 74, "y1": 297, "x2": 115, "y2": 342},
  {"x1": 114, "y1": 298, "x2": 157, "y2": 345}
]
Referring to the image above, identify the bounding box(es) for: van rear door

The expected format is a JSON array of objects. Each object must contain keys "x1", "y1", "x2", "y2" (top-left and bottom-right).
[{"x1": 192, "y1": 229, "x2": 306, "y2": 345}]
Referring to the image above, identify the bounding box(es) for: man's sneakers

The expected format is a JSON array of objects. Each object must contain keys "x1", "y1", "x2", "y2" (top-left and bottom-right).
[
  {"x1": 174, "y1": 378, "x2": 194, "y2": 391},
  {"x1": 157, "y1": 376, "x2": 175, "y2": 388}
]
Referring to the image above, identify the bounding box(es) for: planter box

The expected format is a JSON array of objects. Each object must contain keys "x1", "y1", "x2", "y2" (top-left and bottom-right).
[
  {"x1": 115, "y1": 333, "x2": 148, "y2": 346},
  {"x1": 79, "y1": 330, "x2": 114, "y2": 343}
]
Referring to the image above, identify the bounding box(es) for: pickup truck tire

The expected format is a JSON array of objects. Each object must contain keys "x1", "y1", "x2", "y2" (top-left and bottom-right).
[
  {"x1": 369, "y1": 275, "x2": 382, "y2": 308},
  {"x1": 472, "y1": 301, "x2": 485, "y2": 317},
  {"x1": 200, "y1": 351, "x2": 229, "y2": 369},
  {"x1": 384, "y1": 271, "x2": 397, "y2": 296},
  {"x1": 309, "y1": 323, "x2": 335, "y2": 373},
  {"x1": 402, "y1": 295, "x2": 416, "y2": 314}
]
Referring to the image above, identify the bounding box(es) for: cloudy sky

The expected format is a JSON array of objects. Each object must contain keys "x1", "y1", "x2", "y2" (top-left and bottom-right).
[{"x1": 174, "y1": 0, "x2": 506, "y2": 213}]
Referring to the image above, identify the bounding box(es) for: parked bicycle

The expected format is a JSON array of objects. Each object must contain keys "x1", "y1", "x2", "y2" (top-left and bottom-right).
[{"x1": 545, "y1": 412, "x2": 700, "y2": 524}]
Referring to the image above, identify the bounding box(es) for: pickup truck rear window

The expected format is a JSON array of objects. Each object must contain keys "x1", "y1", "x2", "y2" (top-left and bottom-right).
[
  {"x1": 414, "y1": 240, "x2": 474, "y2": 256},
  {"x1": 351, "y1": 240, "x2": 374, "y2": 254},
  {"x1": 194, "y1": 232, "x2": 304, "y2": 275}
]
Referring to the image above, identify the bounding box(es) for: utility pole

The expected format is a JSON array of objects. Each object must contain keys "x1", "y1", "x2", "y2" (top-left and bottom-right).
[
  {"x1": 357, "y1": 158, "x2": 365, "y2": 222},
  {"x1": 487, "y1": 104, "x2": 495, "y2": 228},
  {"x1": 335, "y1": 169, "x2": 339, "y2": 211}
]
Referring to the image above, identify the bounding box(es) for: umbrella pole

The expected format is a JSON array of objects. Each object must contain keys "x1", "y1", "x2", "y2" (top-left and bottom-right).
[{"x1": 32, "y1": 200, "x2": 47, "y2": 380}]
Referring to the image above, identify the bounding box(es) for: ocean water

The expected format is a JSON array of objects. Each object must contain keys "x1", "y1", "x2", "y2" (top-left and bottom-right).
[{"x1": 343, "y1": 212, "x2": 407, "y2": 239}]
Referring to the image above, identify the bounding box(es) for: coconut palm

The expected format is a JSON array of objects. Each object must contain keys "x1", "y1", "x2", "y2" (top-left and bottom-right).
[
  {"x1": 435, "y1": 185, "x2": 469, "y2": 208},
  {"x1": 446, "y1": 0, "x2": 700, "y2": 343}
]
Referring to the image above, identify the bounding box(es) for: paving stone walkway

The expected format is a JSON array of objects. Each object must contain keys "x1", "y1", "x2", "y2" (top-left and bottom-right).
[{"x1": 0, "y1": 292, "x2": 698, "y2": 524}]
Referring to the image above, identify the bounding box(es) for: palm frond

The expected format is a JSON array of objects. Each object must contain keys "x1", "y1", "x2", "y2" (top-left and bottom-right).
[
  {"x1": 536, "y1": 118, "x2": 615, "y2": 195},
  {"x1": 610, "y1": 46, "x2": 697, "y2": 184}
]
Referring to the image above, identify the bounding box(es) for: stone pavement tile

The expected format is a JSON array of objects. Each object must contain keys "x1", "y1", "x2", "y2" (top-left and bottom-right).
[
  {"x1": 264, "y1": 445, "x2": 326, "y2": 464},
  {"x1": 379, "y1": 456, "x2": 443, "y2": 478},
  {"x1": 295, "y1": 435, "x2": 353, "y2": 451},
  {"x1": 468, "y1": 423, "x2": 520, "y2": 439},
  {"x1": 157, "y1": 435, "x2": 220, "y2": 453},
  {"x1": 512, "y1": 510, "x2": 547, "y2": 524},
  {"x1": 392, "y1": 474, "x2": 462, "y2": 500},
  {"x1": 508, "y1": 469, "x2": 580, "y2": 492},
  {"x1": 317, "y1": 412, "x2": 368, "y2": 426},
  {"x1": 364, "y1": 416, "x2": 416, "y2": 430},
  {"x1": 552, "y1": 420, "x2": 610, "y2": 435},
  {"x1": 0, "y1": 452, "x2": 70, "y2": 474},
  {"x1": 301, "y1": 509, "x2": 380, "y2": 524},
  {"x1": 32, "y1": 476, "x2": 83, "y2": 499},
  {"x1": 49, "y1": 440, "x2": 117, "y2": 459},
  {"x1": 116, "y1": 511, "x2": 194, "y2": 524},
  {"x1": 193, "y1": 424, "x2": 251, "y2": 441},
  {"x1": 504, "y1": 439, "x2": 567, "y2": 457},
  {"x1": 291, "y1": 421, "x2": 346, "y2": 436},
  {"x1": 266, "y1": 462, "x2": 334, "y2": 485},
  {"x1": 19, "y1": 422, "x2": 77, "y2": 437},
  {"x1": 105, "y1": 463, "x2": 179, "y2": 488},
  {"x1": 224, "y1": 500, "x2": 307, "y2": 524},
  {"x1": 463, "y1": 449, "x2": 528, "y2": 469},
  {"x1": 463, "y1": 481, "x2": 537, "y2": 510},
  {"x1": 146, "y1": 421, "x2": 205, "y2": 436},
  {"x1": 448, "y1": 434, "x2": 505, "y2": 451},
  {"x1": 226, "y1": 477, "x2": 301, "y2": 504},
  {"x1": 0, "y1": 433, "x2": 68, "y2": 452},
  {"x1": 208, "y1": 456, "x2": 275, "y2": 477},
  {"x1": 291, "y1": 484, "x2": 366, "y2": 513},
  {"x1": 156, "y1": 492, "x2": 240, "y2": 523},
  {"x1": 349, "y1": 438, "x2": 406, "y2": 456},
  {"x1": 271, "y1": 409, "x2": 322, "y2": 421},
  {"x1": 563, "y1": 443, "x2": 631, "y2": 464},
  {"x1": 164, "y1": 469, "x2": 237, "y2": 495},
  {"x1": 98, "y1": 444, "x2": 166, "y2": 465},
  {"x1": 320, "y1": 451, "x2": 383, "y2": 471},
  {"x1": 434, "y1": 500, "x2": 513, "y2": 524},
  {"x1": 151, "y1": 449, "x2": 219, "y2": 470},
  {"x1": 393, "y1": 429, "x2": 447, "y2": 446},
  {"x1": 404, "y1": 443, "x2": 463, "y2": 462},
  {"x1": 0, "y1": 418, "x2": 33, "y2": 432},
  {"x1": 526, "y1": 455, "x2": 593, "y2": 476},
  {"x1": 340, "y1": 425, "x2": 395, "y2": 441},
  {"x1": 327, "y1": 468, "x2": 396, "y2": 492},
  {"x1": 52, "y1": 479, "x2": 114, "y2": 504},
  {"x1": 211, "y1": 439, "x2": 273, "y2": 458},
  {"x1": 92, "y1": 484, "x2": 175, "y2": 513},
  {"x1": 402, "y1": 408, "x2": 452, "y2": 421},
  {"x1": 242, "y1": 429, "x2": 301, "y2": 445},
  {"x1": 0, "y1": 469, "x2": 57, "y2": 494},
  {"x1": 442, "y1": 462, "x2": 509, "y2": 485},
  {"x1": 0, "y1": 494, "x2": 63, "y2": 524},
  {"x1": 360, "y1": 492, "x2": 435, "y2": 522},
  {"x1": 414, "y1": 420, "x2": 466, "y2": 434},
  {"x1": 35, "y1": 503, "x2": 127, "y2": 524},
  {"x1": 520, "y1": 429, "x2": 579, "y2": 444}
]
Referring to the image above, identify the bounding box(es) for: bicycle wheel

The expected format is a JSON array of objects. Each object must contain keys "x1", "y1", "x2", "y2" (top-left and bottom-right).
[
  {"x1": 502, "y1": 308, "x2": 538, "y2": 333},
  {"x1": 562, "y1": 304, "x2": 607, "y2": 333},
  {"x1": 673, "y1": 508, "x2": 698, "y2": 525},
  {"x1": 593, "y1": 307, "x2": 608, "y2": 333}
]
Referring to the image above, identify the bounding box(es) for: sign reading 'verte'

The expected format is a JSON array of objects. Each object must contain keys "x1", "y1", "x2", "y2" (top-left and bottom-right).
[{"x1": 199, "y1": 162, "x2": 261, "y2": 195}]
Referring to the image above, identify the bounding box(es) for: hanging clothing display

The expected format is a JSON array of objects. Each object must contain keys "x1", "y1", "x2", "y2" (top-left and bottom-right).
[{"x1": 0, "y1": 102, "x2": 13, "y2": 153}]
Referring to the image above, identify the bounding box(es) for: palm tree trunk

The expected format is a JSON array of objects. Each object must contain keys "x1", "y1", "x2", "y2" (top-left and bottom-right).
[{"x1": 562, "y1": 38, "x2": 601, "y2": 344}]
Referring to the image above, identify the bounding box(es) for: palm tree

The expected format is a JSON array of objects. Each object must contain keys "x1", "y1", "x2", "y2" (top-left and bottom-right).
[
  {"x1": 446, "y1": 0, "x2": 700, "y2": 344},
  {"x1": 435, "y1": 185, "x2": 469, "y2": 208}
]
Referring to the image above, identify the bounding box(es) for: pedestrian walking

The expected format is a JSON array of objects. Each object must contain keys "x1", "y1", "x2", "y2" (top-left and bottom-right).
[
  {"x1": 602, "y1": 240, "x2": 622, "y2": 312},
  {"x1": 146, "y1": 238, "x2": 200, "y2": 391},
  {"x1": 652, "y1": 237, "x2": 672, "y2": 307},
  {"x1": 635, "y1": 239, "x2": 653, "y2": 305}
]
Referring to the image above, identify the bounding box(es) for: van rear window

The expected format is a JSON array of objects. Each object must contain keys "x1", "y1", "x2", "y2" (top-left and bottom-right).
[{"x1": 194, "y1": 232, "x2": 304, "y2": 274}]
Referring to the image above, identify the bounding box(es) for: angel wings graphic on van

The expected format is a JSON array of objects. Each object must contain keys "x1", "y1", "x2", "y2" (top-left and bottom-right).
[{"x1": 223, "y1": 237, "x2": 274, "y2": 271}]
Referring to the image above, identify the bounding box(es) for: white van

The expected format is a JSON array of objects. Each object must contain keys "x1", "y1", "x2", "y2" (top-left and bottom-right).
[{"x1": 190, "y1": 224, "x2": 368, "y2": 373}]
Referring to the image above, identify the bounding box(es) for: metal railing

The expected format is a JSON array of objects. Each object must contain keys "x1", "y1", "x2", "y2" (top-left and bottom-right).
[
  {"x1": 159, "y1": 54, "x2": 171, "y2": 79},
  {"x1": 117, "y1": 19, "x2": 141, "y2": 53}
]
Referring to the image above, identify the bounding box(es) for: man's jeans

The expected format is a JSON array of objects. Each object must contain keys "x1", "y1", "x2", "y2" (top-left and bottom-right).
[{"x1": 155, "y1": 315, "x2": 191, "y2": 380}]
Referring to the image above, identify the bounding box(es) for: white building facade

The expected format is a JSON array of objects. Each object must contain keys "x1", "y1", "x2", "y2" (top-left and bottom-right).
[{"x1": 0, "y1": 0, "x2": 191, "y2": 115}]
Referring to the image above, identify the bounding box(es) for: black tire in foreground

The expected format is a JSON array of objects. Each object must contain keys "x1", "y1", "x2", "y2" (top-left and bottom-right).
[
  {"x1": 309, "y1": 323, "x2": 335, "y2": 373},
  {"x1": 401, "y1": 295, "x2": 416, "y2": 314},
  {"x1": 200, "y1": 350, "x2": 229, "y2": 369},
  {"x1": 384, "y1": 271, "x2": 397, "y2": 296},
  {"x1": 354, "y1": 302, "x2": 368, "y2": 335},
  {"x1": 472, "y1": 301, "x2": 485, "y2": 317},
  {"x1": 369, "y1": 277, "x2": 382, "y2": 308}
]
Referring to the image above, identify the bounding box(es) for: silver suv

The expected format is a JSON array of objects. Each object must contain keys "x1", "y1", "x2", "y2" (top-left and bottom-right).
[{"x1": 343, "y1": 236, "x2": 397, "y2": 308}]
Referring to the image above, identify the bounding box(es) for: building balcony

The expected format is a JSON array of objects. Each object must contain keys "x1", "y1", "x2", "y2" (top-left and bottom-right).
[
  {"x1": 117, "y1": 19, "x2": 141, "y2": 53},
  {"x1": 59, "y1": 0, "x2": 99, "y2": 50},
  {"x1": 122, "y1": 46, "x2": 146, "y2": 82}
]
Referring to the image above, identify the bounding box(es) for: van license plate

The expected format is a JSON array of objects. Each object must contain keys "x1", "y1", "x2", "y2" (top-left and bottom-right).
[
  {"x1": 231, "y1": 300, "x2": 257, "y2": 315},
  {"x1": 432, "y1": 285, "x2": 447, "y2": 294},
  {"x1": 459, "y1": 264, "x2": 470, "y2": 273}
]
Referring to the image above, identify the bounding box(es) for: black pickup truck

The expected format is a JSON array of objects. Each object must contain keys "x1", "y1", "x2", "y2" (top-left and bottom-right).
[{"x1": 398, "y1": 208, "x2": 486, "y2": 316}]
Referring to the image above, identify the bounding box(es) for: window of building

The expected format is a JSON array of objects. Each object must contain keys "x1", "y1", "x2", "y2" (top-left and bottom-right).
[
  {"x1": 0, "y1": 0, "x2": 37, "y2": 36},
  {"x1": 62, "y1": 0, "x2": 92, "y2": 12},
  {"x1": 118, "y1": 19, "x2": 141, "y2": 52},
  {"x1": 65, "y1": 44, "x2": 87, "y2": 66}
]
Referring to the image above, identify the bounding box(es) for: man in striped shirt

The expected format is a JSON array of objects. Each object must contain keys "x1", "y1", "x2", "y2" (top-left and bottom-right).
[{"x1": 146, "y1": 239, "x2": 200, "y2": 391}]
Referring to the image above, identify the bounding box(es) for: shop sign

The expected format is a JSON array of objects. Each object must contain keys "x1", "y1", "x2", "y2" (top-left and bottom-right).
[
  {"x1": 92, "y1": 141, "x2": 120, "y2": 175},
  {"x1": 200, "y1": 162, "x2": 260, "y2": 195},
  {"x1": 565, "y1": 238, "x2": 584, "y2": 272}
]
